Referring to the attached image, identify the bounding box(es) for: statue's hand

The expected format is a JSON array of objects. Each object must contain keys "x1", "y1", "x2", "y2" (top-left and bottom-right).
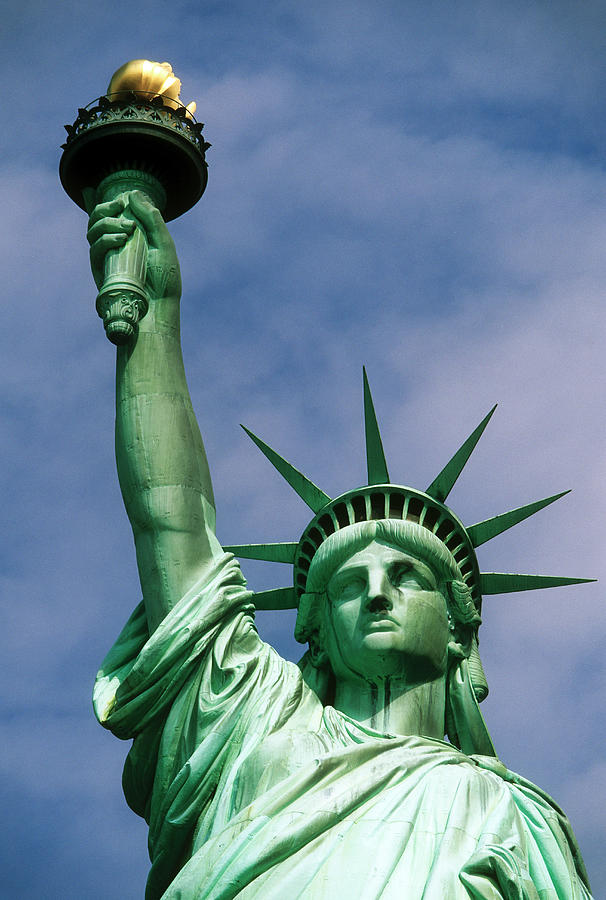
[{"x1": 87, "y1": 191, "x2": 182, "y2": 303}]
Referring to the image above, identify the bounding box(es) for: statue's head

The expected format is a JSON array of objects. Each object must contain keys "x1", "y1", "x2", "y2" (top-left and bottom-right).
[
  {"x1": 226, "y1": 371, "x2": 590, "y2": 755},
  {"x1": 295, "y1": 519, "x2": 479, "y2": 691},
  {"x1": 295, "y1": 519, "x2": 487, "y2": 720}
]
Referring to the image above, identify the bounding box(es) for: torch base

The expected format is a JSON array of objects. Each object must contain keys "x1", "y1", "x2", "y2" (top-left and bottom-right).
[
  {"x1": 59, "y1": 98, "x2": 209, "y2": 221},
  {"x1": 96, "y1": 285, "x2": 149, "y2": 345}
]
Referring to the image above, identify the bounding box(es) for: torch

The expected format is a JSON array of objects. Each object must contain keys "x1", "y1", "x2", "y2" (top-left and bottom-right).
[{"x1": 59, "y1": 60, "x2": 210, "y2": 344}]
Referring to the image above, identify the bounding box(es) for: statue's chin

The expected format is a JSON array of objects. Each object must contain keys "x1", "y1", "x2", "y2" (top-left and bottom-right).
[{"x1": 349, "y1": 637, "x2": 448, "y2": 683}]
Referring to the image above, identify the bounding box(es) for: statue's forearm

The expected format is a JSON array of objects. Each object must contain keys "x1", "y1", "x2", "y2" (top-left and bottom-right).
[{"x1": 116, "y1": 300, "x2": 221, "y2": 630}]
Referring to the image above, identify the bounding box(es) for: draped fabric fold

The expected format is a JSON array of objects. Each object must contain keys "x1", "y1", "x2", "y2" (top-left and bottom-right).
[{"x1": 93, "y1": 554, "x2": 592, "y2": 900}]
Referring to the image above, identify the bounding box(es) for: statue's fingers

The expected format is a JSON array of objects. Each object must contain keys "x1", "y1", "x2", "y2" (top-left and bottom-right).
[
  {"x1": 87, "y1": 215, "x2": 135, "y2": 247},
  {"x1": 89, "y1": 232, "x2": 129, "y2": 270},
  {"x1": 128, "y1": 191, "x2": 172, "y2": 251},
  {"x1": 87, "y1": 197, "x2": 126, "y2": 230}
]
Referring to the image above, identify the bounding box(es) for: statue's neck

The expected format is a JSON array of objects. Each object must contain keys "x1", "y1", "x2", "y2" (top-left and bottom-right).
[{"x1": 333, "y1": 674, "x2": 446, "y2": 739}]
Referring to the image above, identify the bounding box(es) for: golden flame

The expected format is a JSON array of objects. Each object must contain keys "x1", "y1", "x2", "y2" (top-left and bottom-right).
[{"x1": 107, "y1": 60, "x2": 197, "y2": 118}]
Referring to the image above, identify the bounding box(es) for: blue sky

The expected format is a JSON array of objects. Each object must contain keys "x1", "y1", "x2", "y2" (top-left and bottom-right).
[{"x1": 2, "y1": 1, "x2": 606, "y2": 896}]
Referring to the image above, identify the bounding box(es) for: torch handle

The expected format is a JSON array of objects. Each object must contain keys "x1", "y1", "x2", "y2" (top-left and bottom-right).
[
  {"x1": 92, "y1": 170, "x2": 167, "y2": 345},
  {"x1": 95, "y1": 202, "x2": 149, "y2": 345}
]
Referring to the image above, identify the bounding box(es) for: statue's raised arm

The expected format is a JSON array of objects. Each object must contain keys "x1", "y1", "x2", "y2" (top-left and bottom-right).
[{"x1": 88, "y1": 191, "x2": 223, "y2": 631}]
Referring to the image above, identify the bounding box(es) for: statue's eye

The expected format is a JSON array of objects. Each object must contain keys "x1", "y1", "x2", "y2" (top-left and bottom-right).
[
  {"x1": 335, "y1": 577, "x2": 365, "y2": 601},
  {"x1": 391, "y1": 565, "x2": 423, "y2": 588}
]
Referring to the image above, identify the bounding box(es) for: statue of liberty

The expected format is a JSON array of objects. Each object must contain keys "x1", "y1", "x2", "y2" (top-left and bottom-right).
[{"x1": 65, "y1": 61, "x2": 594, "y2": 900}]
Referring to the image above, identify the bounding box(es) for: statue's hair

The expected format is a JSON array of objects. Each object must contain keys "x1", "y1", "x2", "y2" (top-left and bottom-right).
[{"x1": 308, "y1": 519, "x2": 461, "y2": 590}]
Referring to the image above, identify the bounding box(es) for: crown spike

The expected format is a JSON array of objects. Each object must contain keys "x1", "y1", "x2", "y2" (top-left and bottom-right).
[
  {"x1": 467, "y1": 491, "x2": 570, "y2": 548},
  {"x1": 426, "y1": 405, "x2": 497, "y2": 503},
  {"x1": 253, "y1": 587, "x2": 297, "y2": 610},
  {"x1": 363, "y1": 367, "x2": 390, "y2": 485},
  {"x1": 224, "y1": 543, "x2": 298, "y2": 564},
  {"x1": 481, "y1": 573, "x2": 595, "y2": 595},
  {"x1": 241, "y1": 426, "x2": 331, "y2": 513}
]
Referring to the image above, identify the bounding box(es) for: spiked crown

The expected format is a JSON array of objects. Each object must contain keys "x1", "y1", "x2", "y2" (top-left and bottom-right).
[{"x1": 225, "y1": 370, "x2": 591, "y2": 621}]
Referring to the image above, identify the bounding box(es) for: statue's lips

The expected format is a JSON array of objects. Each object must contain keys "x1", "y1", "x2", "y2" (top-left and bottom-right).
[{"x1": 365, "y1": 615, "x2": 399, "y2": 629}]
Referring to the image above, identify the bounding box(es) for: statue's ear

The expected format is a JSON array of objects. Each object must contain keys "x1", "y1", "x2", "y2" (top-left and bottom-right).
[
  {"x1": 441, "y1": 581, "x2": 465, "y2": 661},
  {"x1": 308, "y1": 630, "x2": 329, "y2": 669},
  {"x1": 298, "y1": 592, "x2": 330, "y2": 669},
  {"x1": 445, "y1": 580, "x2": 481, "y2": 627},
  {"x1": 444, "y1": 580, "x2": 478, "y2": 661},
  {"x1": 447, "y1": 634, "x2": 467, "y2": 661}
]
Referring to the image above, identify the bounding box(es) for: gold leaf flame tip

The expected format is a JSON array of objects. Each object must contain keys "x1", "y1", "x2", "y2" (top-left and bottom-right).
[{"x1": 107, "y1": 59, "x2": 195, "y2": 116}]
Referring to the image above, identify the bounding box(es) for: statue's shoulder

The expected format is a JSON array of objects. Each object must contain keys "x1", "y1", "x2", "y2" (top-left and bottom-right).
[
  {"x1": 469, "y1": 753, "x2": 564, "y2": 814},
  {"x1": 436, "y1": 751, "x2": 562, "y2": 820},
  {"x1": 469, "y1": 753, "x2": 591, "y2": 891},
  {"x1": 468, "y1": 753, "x2": 517, "y2": 782}
]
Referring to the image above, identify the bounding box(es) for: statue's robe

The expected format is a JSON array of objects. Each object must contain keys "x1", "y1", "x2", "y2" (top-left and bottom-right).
[{"x1": 94, "y1": 555, "x2": 592, "y2": 900}]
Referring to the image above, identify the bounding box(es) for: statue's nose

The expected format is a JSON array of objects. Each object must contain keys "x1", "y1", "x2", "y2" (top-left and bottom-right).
[
  {"x1": 367, "y1": 593, "x2": 392, "y2": 613},
  {"x1": 366, "y1": 570, "x2": 393, "y2": 611}
]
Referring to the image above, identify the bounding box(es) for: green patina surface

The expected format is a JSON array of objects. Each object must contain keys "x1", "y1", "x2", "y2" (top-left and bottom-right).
[{"x1": 62, "y1": 63, "x2": 593, "y2": 900}]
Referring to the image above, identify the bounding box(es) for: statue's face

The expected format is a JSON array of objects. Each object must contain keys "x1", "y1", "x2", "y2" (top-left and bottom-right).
[{"x1": 324, "y1": 540, "x2": 450, "y2": 683}]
